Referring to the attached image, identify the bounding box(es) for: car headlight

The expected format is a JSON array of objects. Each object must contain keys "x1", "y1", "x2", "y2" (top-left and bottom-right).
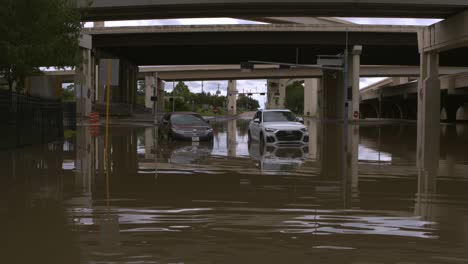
[
  {"x1": 172, "y1": 129, "x2": 185, "y2": 134},
  {"x1": 206, "y1": 128, "x2": 213, "y2": 133},
  {"x1": 300, "y1": 128, "x2": 307, "y2": 132},
  {"x1": 265, "y1": 128, "x2": 278, "y2": 133}
]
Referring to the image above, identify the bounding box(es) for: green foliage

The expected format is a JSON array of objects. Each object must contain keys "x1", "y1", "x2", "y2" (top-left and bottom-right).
[
  {"x1": 162, "y1": 81, "x2": 259, "y2": 116},
  {"x1": 62, "y1": 84, "x2": 75, "y2": 101},
  {"x1": 237, "y1": 95, "x2": 260, "y2": 111},
  {"x1": 172, "y1": 81, "x2": 191, "y2": 99},
  {"x1": 0, "y1": 0, "x2": 82, "y2": 92},
  {"x1": 286, "y1": 81, "x2": 304, "y2": 114}
]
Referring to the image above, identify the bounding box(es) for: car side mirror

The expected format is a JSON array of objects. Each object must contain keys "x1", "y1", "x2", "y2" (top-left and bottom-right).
[
  {"x1": 253, "y1": 118, "x2": 260, "y2": 123},
  {"x1": 296, "y1": 117, "x2": 304, "y2": 124}
]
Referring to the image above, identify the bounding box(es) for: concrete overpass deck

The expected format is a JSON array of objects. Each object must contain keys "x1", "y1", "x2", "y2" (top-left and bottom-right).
[
  {"x1": 77, "y1": 0, "x2": 468, "y2": 21},
  {"x1": 83, "y1": 24, "x2": 468, "y2": 67},
  {"x1": 45, "y1": 65, "x2": 468, "y2": 82},
  {"x1": 85, "y1": 24, "x2": 435, "y2": 66}
]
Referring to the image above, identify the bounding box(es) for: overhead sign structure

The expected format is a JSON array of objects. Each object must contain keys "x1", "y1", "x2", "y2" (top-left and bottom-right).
[{"x1": 99, "y1": 59, "x2": 120, "y2": 86}]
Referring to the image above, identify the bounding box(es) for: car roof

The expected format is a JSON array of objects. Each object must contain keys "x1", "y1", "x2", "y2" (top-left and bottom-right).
[
  {"x1": 260, "y1": 109, "x2": 292, "y2": 112},
  {"x1": 169, "y1": 112, "x2": 200, "y2": 115}
]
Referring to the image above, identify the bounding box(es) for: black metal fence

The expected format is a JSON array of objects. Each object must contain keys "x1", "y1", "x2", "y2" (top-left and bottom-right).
[{"x1": 0, "y1": 90, "x2": 65, "y2": 149}]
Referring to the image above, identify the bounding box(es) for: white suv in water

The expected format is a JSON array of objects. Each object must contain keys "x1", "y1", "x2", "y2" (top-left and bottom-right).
[{"x1": 248, "y1": 109, "x2": 308, "y2": 146}]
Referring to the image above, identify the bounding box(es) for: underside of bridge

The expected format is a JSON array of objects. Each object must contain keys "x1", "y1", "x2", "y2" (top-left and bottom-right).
[
  {"x1": 88, "y1": 26, "x2": 468, "y2": 68},
  {"x1": 78, "y1": 0, "x2": 468, "y2": 21}
]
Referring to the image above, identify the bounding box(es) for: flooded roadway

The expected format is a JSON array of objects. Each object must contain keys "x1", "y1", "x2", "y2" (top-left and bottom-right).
[{"x1": 1, "y1": 119, "x2": 468, "y2": 263}]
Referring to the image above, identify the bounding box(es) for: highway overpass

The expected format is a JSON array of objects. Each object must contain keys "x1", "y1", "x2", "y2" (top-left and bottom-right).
[{"x1": 76, "y1": 0, "x2": 468, "y2": 21}]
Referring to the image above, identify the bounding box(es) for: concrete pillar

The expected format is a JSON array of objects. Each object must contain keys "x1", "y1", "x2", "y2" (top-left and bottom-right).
[
  {"x1": 227, "y1": 80, "x2": 237, "y2": 115},
  {"x1": 321, "y1": 123, "x2": 345, "y2": 180},
  {"x1": 348, "y1": 124, "x2": 360, "y2": 192},
  {"x1": 278, "y1": 79, "x2": 286, "y2": 108},
  {"x1": 322, "y1": 70, "x2": 344, "y2": 120},
  {"x1": 227, "y1": 119, "x2": 237, "y2": 157},
  {"x1": 72, "y1": 126, "x2": 94, "y2": 207},
  {"x1": 266, "y1": 79, "x2": 287, "y2": 109},
  {"x1": 75, "y1": 48, "x2": 94, "y2": 117},
  {"x1": 144, "y1": 127, "x2": 154, "y2": 159},
  {"x1": 457, "y1": 104, "x2": 468, "y2": 120},
  {"x1": 415, "y1": 51, "x2": 440, "y2": 221},
  {"x1": 306, "y1": 119, "x2": 319, "y2": 160},
  {"x1": 144, "y1": 75, "x2": 155, "y2": 109},
  {"x1": 349, "y1": 46, "x2": 362, "y2": 121},
  {"x1": 157, "y1": 79, "x2": 165, "y2": 113},
  {"x1": 417, "y1": 52, "x2": 440, "y2": 172},
  {"x1": 304, "y1": 78, "x2": 320, "y2": 117}
]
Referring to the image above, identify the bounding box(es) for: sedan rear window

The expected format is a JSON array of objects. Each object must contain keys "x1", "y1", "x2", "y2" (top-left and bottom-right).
[
  {"x1": 171, "y1": 114, "x2": 206, "y2": 125},
  {"x1": 263, "y1": 111, "x2": 296, "y2": 122}
]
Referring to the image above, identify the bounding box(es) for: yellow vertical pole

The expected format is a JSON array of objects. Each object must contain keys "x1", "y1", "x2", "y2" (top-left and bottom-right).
[{"x1": 105, "y1": 60, "x2": 111, "y2": 205}]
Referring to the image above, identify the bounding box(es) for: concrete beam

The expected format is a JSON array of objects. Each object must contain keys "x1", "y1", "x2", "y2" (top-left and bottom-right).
[
  {"x1": 423, "y1": 9, "x2": 468, "y2": 52},
  {"x1": 84, "y1": 24, "x2": 421, "y2": 35},
  {"x1": 78, "y1": 0, "x2": 468, "y2": 21},
  {"x1": 43, "y1": 65, "x2": 468, "y2": 83}
]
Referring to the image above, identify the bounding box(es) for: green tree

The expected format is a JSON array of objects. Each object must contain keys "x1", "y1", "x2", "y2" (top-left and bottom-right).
[
  {"x1": 172, "y1": 81, "x2": 191, "y2": 99},
  {"x1": 62, "y1": 84, "x2": 75, "y2": 101},
  {"x1": 237, "y1": 95, "x2": 260, "y2": 111},
  {"x1": 286, "y1": 81, "x2": 304, "y2": 114},
  {"x1": 0, "y1": 0, "x2": 82, "y2": 93}
]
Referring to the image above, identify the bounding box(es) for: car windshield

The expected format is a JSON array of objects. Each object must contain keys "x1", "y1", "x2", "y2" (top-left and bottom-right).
[
  {"x1": 263, "y1": 111, "x2": 296, "y2": 122},
  {"x1": 171, "y1": 114, "x2": 207, "y2": 126}
]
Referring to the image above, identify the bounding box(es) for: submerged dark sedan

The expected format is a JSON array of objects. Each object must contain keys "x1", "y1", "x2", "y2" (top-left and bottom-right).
[{"x1": 159, "y1": 112, "x2": 214, "y2": 141}]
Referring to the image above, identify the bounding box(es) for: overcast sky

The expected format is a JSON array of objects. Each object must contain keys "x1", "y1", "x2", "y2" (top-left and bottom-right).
[{"x1": 84, "y1": 17, "x2": 441, "y2": 108}]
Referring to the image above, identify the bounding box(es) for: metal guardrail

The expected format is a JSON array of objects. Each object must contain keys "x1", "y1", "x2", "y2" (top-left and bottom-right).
[{"x1": 0, "y1": 90, "x2": 65, "y2": 149}]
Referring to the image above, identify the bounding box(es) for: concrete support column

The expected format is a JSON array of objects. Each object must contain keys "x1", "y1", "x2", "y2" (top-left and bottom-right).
[
  {"x1": 266, "y1": 79, "x2": 287, "y2": 109},
  {"x1": 157, "y1": 79, "x2": 165, "y2": 113},
  {"x1": 304, "y1": 78, "x2": 320, "y2": 117},
  {"x1": 348, "y1": 124, "x2": 360, "y2": 192},
  {"x1": 73, "y1": 126, "x2": 94, "y2": 207},
  {"x1": 144, "y1": 75, "x2": 155, "y2": 109},
  {"x1": 227, "y1": 119, "x2": 237, "y2": 157},
  {"x1": 227, "y1": 80, "x2": 237, "y2": 115},
  {"x1": 75, "y1": 48, "x2": 94, "y2": 117},
  {"x1": 278, "y1": 79, "x2": 287, "y2": 108},
  {"x1": 306, "y1": 119, "x2": 319, "y2": 160},
  {"x1": 321, "y1": 123, "x2": 345, "y2": 180},
  {"x1": 144, "y1": 127, "x2": 154, "y2": 159},
  {"x1": 322, "y1": 70, "x2": 344, "y2": 120},
  {"x1": 417, "y1": 51, "x2": 440, "y2": 172},
  {"x1": 415, "y1": 52, "x2": 440, "y2": 220},
  {"x1": 349, "y1": 46, "x2": 362, "y2": 121}
]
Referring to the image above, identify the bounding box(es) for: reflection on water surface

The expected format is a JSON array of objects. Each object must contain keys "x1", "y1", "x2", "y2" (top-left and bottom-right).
[{"x1": 1, "y1": 119, "x2": 468, "y2": 263}]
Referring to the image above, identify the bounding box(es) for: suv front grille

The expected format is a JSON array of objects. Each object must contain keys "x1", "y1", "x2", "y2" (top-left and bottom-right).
[{"x1": 276, "y1": 130, "x2": 303, "y2": 141}]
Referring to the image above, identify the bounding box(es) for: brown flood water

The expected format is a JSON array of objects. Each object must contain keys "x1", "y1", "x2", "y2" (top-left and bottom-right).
[{"x1": 1, "y1": 119, "x2": 468, "y2": 264}]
